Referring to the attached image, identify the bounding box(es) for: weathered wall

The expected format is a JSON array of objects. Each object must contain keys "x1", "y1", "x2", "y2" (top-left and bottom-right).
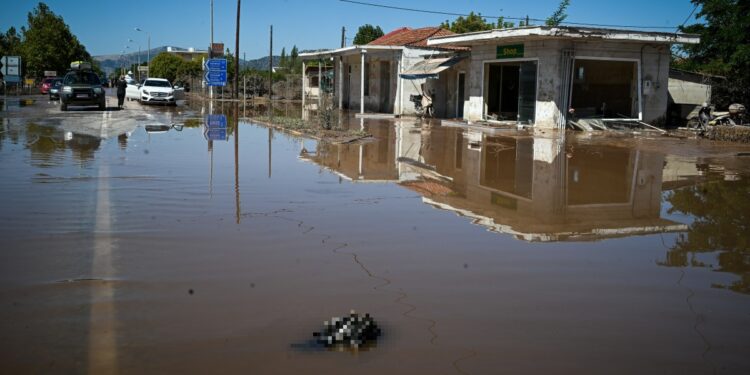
[
  {"x1": 397, "y1": 48, "x2": 443, "y2": 115},
  {"x1": 335, "y1": 48, "x2": 440, "y2": 115},
  {"x1": 429, "y1": 58, "x2": 470, "y2": 119},
  {"x1": 462, "y1": 39, "x2": 672, "y2": 128},
  {"x1": 569, "y1": 41, "x2": 670, "y2": 125},
  {"x1": 465, "y1": 40, "x2": 563, "y2": 128}
]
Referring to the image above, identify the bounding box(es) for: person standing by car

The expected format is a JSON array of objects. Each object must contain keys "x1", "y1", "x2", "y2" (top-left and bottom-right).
[{"x1": 116, "y1": 76, "x2": 127, "y2": 109}]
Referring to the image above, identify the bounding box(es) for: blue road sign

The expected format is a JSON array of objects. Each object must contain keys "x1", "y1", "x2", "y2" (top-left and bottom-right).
[
  {"x1": 206, "y1": 114, "x2": 227, "y2": 129},
  {"x1": 204, "y1": 58, "x2": 227, "y2": 71},
  {"x1": 204, "y1": 128, "x2": 227, "y2": 141},
  {"x1": 204, "y1": 71, "x2": 227, "y2": 86}
]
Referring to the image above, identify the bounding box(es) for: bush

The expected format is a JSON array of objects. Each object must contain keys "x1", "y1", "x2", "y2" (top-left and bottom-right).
[{"x1": 706, "y1": 125, "x2": 750, "y2": 143}]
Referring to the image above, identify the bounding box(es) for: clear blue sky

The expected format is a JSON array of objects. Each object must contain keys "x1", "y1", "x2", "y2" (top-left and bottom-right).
[{"x1": 1, "y1": 0, "x2": 699, "y2": 58}]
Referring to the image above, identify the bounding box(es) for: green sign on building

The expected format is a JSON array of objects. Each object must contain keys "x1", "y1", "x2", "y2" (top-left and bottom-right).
[{"x1": 496, "y1": 44, "x2": 524, "y2": 59}]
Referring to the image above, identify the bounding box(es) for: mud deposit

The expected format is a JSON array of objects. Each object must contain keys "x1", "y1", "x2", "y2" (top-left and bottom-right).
[{"x1": 2, "y1": 98, "x2": 750, "y2": 374}]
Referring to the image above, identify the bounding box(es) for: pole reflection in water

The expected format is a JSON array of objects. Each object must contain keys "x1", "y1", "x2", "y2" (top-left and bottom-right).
[
  {"x1": 234, "y1": 104, "x2": 241, "y2": 224},
  {"x1": 268, "y1": 127, "x2": 273, "y2": 179}
]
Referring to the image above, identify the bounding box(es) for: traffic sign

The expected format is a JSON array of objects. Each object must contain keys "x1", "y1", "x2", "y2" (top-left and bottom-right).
[
  {"x1": 1, "y1": 56, "x2": 21, "y2": 77},
  {"x1": 204, "y1": 58, "x2": 227, "y2": 71},
  {"x1": 204, "y1": 71, "x2": 227, "y2": 86},
  {"x1": 206, "y1": 114, "x2": 227, "y2": 129}
]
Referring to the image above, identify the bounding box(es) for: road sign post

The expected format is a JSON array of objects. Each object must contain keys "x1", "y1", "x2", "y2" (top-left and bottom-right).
[
  {"x1": 1, "y1": 56, "x2": 22, "y2": 96},
  {"x1": 204, "y1": 58, "x2": 227, "y2": 87}
]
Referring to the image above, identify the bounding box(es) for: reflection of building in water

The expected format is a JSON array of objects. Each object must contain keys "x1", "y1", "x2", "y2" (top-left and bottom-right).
[
  {"x1": 398, "y1": 126, "x2": 687, "y2": 241},
  {"x1": 300, "y1": 121, "x2": 398, "y2": 182},
  {"x1": 302, "y1": 119, "x2": 687, "y2": 241}
]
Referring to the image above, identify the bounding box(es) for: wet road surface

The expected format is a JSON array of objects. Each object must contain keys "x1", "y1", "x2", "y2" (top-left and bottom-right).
[{"x1": 2, "y1": 95, "x2": 750, "y2": 374}]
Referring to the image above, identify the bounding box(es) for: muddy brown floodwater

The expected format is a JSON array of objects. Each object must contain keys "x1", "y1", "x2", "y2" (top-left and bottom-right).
[{"x1": 2, "y1": 96, "x2": 750, "y2": 374}]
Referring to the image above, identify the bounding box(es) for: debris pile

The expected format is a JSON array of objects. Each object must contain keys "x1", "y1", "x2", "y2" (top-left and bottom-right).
[{"x1": 313, "y1": 310, "x2": 381, "y2": 349}]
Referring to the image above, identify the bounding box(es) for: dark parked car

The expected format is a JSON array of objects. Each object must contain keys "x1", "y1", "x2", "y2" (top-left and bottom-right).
[
  {"x1": 60, "y1": 67, "x2": 106, "y2": 111},
  {"x1": 48, "y1": 78, "x2": 63, "y2": 100}
]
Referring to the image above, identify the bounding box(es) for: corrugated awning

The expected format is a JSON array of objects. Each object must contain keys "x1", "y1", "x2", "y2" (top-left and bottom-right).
[{"x1": 400, "y1": 56, "x2": 464, "y2": 80}]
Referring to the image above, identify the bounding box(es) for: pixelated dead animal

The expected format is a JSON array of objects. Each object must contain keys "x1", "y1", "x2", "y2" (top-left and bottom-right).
[{"x1": 312, "y1": 310, "x2": 381, "y2": 351}]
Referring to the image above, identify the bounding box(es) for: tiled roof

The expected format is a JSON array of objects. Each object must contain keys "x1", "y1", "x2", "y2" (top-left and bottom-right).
[{"x1": 368, "y1": 27, "x2": 468, "y2": 50}]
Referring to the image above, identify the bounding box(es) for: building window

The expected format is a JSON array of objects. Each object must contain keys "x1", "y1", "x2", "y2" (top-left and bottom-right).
[
  {"x1": 310, "y1": 76, "x2": 319, "y2": 87},
  {"x1": 364, "y1": 62, "x2": 370, "y2": 96}
]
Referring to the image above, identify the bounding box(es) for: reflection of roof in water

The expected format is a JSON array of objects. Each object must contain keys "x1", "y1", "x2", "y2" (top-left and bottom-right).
[{"x1": 423, "y1": 197, "x2": 688, "y2": 242}]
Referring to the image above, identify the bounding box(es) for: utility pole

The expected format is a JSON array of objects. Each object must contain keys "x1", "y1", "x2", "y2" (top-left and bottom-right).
[
  {"x1": 234, "y1": 0, "x2": 241, "y2": 99},
  {"x1": 268, "y1": 25, "x2": 273, "y2": 100},
  {"x1": 341, "y1": 27, "x2": 346, "y2": 48},
  {"x1": 209, "y1": 0, "x2": 214, "y2": 101}
]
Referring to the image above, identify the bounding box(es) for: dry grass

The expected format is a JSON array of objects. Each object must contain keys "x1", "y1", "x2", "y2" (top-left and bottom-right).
[{"x1": 706, "y1": 126, "x2": 750, "y2": 143}]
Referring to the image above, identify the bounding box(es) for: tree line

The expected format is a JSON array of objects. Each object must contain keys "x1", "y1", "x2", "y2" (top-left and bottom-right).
[{"x1": 0, "y1": 2, "x2": 100, "y2": 80}]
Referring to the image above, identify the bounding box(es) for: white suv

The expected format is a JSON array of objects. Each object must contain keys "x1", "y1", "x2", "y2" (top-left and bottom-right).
[{"x1": 140, "y1": 78, "x2": 177, "y2": 105}]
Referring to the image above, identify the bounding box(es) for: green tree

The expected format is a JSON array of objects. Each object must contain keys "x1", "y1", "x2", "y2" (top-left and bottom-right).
[
  {"x1": 279, "y1": 47, "x2": 287, "y2": 69},
  {"x1": 176, "y1": 60, "x2": 202, "y2": 81},
  {"x1": 545, "y1": 0, "x2": 571, "y2": 26},
  {"x1": 660, "y1": 178, "x2": 750, "y2": 294},
  {"x1": 675, "y1": 0, "x2": 750, "y2": 107},
  {"x1": 19, "y1": 3, "x2": 92, "y2": 79},
  {"x1": 0, "y1": 27, "x2": 23, "y2": 57},
  {"x1": 440, "y1": 12, "x2": 496, "y2": 33},
  {"x1": 149, "y1": 52, "x2": 183, "y2": 82},
  {"x1": 496, "y1": 17, "x2": 516, "y2": 29},
  {"x1": 353, "y1": 24, "x2": 384, "y2": 45},
  {"x1": 290, "y1": 45, "x2": 301, "y2": 74}
]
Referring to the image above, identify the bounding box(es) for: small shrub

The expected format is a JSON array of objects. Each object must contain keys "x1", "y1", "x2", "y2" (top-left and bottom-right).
[{"x1": 706, "y1": 125, "x2": 750, "y2": 143}]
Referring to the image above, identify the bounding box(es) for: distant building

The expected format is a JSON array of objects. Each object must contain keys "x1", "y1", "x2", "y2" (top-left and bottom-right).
[
  {"x1": 166, "y1": 47, "x2": 208, "y2": 62},
  {"x1": 300, "y1": 27, "x2": 467, "y2": 116}
]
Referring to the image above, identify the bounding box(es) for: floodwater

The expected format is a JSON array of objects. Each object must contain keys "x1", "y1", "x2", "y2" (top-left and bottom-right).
[{"x1": 1, "y1": 98, "x2": 750, "y2": 374}]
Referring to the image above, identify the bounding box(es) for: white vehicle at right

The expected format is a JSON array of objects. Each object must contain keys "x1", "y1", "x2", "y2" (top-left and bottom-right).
[{"x1": 139, "y1": 78, "x2": 182, "y2": 105}]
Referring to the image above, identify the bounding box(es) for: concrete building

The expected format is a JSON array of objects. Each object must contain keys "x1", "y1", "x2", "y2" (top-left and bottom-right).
[
  {"x1": 299, "y1": 27, "x2": 466, "y2": 116},
  {"x1": 426, "y1": 26, "x2": 700, "y2": 129},
  {"x1": 166, "y1": 47, "x2": 208, "y2": 62},
  {"x1": 667, "y1": 68, "x2": 721, "y2": 126},
  {"x1": 302, "y1": 65, "x2": 334, "y2": 111}
]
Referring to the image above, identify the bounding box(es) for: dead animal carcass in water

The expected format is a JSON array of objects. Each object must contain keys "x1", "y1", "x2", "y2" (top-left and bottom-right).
[{"x1": 313, "y1": 310, "x2": 381, "y2": 350}]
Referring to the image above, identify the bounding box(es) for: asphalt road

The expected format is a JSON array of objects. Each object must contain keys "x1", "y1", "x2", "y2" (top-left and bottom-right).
[{"x1": 0, "y1": 89, "x2": 195, "y2": 140}]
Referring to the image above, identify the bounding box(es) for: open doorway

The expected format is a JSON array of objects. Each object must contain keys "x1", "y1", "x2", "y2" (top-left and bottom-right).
[
  {"x1": 456, "y1": 72, "x2": 466, "y2": 118},
  {"x1": 570, "y1": 59, "x2": 639, "y2": 119},
  {"x1": 485, "y1": 61, "x2": 537, "y2": 124},
  {"x1": 379, "y1": 61, "x2": 391, "y2": 113}
]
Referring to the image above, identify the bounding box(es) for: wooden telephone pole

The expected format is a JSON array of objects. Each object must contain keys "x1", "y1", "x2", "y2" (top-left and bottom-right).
[
  {"x1": 268, "y1": 25, "x2": 273, "y2": 100},
  {"x1": 234, "y1": 0, "x2": 241, "y2": 99}
]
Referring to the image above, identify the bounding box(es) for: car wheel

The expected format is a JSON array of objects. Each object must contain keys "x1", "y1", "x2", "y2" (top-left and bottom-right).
[
  {"x1": 60, "y1": 102, "x2": 67, "y2": 111},
  {"x1": 99, "y1": 101, "x2": 106, "y2": 110}
]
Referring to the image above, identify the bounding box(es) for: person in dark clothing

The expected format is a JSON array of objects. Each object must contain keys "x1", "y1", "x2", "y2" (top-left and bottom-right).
[{"x1": 116, "y1": 76, "x2": 127, "y2": 109}]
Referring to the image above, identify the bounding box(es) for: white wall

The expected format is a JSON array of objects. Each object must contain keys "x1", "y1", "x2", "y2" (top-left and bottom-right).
[{"x1": 463, "y1": 39, "x2": 672, "y2": 128}]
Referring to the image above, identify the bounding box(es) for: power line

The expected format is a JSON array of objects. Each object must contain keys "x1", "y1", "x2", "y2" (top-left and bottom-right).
[
  {"x1": 678, "y1": 4, "x2": 700, "y2": 30},
  {"x1": 339, "y1": 0, "x2": 682, "y2": 30},
  {"x1": 340, "y1": 0, "x2": 505, "y2": 20}
]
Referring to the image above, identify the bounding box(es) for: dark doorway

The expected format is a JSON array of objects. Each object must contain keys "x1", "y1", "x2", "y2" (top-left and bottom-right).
[
  {"x1": 379, "y1": 61, "x2": 391, "y2": 113},
  {"x1": 485, "y1": 62, "x2": 536, "y2": 123},
  {"x1": 457, "y1": 72, "x2": 466, "y2": 118},
  {"x1": 570, "y1": 59, "x2": 638, "y2": 118},
  {"x1": 499, "y1": 66, "x2": 519, "y2": 116},
  {"x1": 344, "y1": 65, "x2": 351, "y2": 109}
]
